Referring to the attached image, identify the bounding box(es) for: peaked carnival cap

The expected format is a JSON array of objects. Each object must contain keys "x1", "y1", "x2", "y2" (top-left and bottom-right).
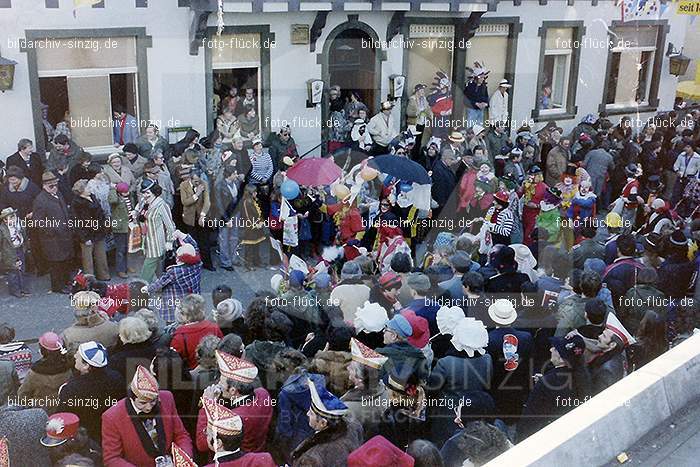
[
  {"x1": 215, "y1": 350, "x2": 258, "y2": 383},
  {"x1": 131, "y1": 365, "x2": 159, "y2": 399},
  {"x1": 171, "y1": 442, "x2": 197, "y2": 467},
  {"x1": 350, "y1": 338, "x2": 388, "y2": 369},
  {"x1": 308, "y1": 377, "x2": 348, "y2": 420},
  {"x1": 202, "y1": 397, "x2": 243, "y2": 437}
]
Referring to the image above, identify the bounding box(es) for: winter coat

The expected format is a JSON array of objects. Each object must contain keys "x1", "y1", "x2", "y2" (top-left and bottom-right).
[
  {"x1": 546, "y1": 146, "x2": 569, "y2": 186},
  {"x1": 195, "y1": 387, "x2": 273, "y2": 455},
  {"x1": 487, "y1": 327, "x2": 534, "y2": 419},
  {"x1": 61, "y1": 313, "x2": 120, "y2": 355},
  {"x1": 147, "y1": 261, "x2": 203, "y2": 323},
  {"x1": 57, "y1": 367, "x2": 126, "y2": 442},
  {"x1": 0, "y1": 405, "x2": 51, "y2": 467},
  {"x1": 406, "y1": 94, "x2": 433, "y2": 126},
  {"x1": 341, "y1": 383, "x2": 389, "y2": 440},
  {"x1": 486, "y1": 130, "x2": 509, "y2": 161},
  {"x1": 32, "y1": 189, "x2": 74, "y2": 262},
  {"x1": 0, "y1": 360, "x2": 19, "y2": 403},
  {"x1": 108, "y1": 188, "x2": 130, "y2": 234},
  {"x1": 441, "y1": 420, "x2": 512, "y2": 467},
  {"x1": 71, "y1": 194, "x2": 109, "y2": 243},
  {"x1": 516, "y1": 366, "x2": 576, "y2": 441},
  {"x1": 489, "y1": 89, "x2": 509, "y2": 122},
  {"x1": 589, "y1": 350, "x2": 626, "y2": 395},
  {"x1": 309, "y1": 350, "x2": 353, "y2": 396},
  {"x1": 602, "y1": 257, "x2": 645, "y2": 307},
  {"x1": 464, "y1": 81, "x2": 489, "y2": 109},
  {"x1": 572, "y1": 239, "x2": 605, "y2": 269},
  {"x1": 0, "y1": 342, "x2": 31, "y2": 383},
  {"x1": 135, "y1": 134, "x2": 170, "y2": 160},
  {"x1": 17, "y1": 358, "x2": 72, "y2": 414},
  {"x1": 555, "y1": 294, "x2": 589, "y2": 337},
  {"x1": 621, "y1": 285, "x2": 666, "y2": 335},
  {"x1": 431, "y1": 159, "x2": 457, "y2": 208},
  {"x1": 102, "y1": 163, "x2": 135, "y2": 189},
  {"x1": 0, "y1": 223, "x2": 23, "y2": 272},
  {"x1": 290, "y1": 418, "x2": 364, "y2": 467},
  {"x1": 101, "y1": 390, "x2": 193, "y2": 467},
  {"x1": 6, "y1": 151, "x2": 44, "y2": 187},
  {"x1": 658, "y1": 255, "x2": 697, "y2": 298},
  {"x1": 0, "y1": 177, "x2": 40, "y2": 219},
  {"x1": 244, "y1": 340, "x2": 289, "y2": 390},
  {"x1": 275, "y1": 371, "x2": 326, "y2": 460},
  {"x1": 141, "y1": 196, "x2": 176, "y2": 258},
  {"x1": 376, "y1": 341, "x2": 431, "y2": 383},
  {"x1": 108, "y1": 339, "x2": 160, "y2": 381},
  {"x1": 47, "y1": 141, "x2": 81, "y2": 171},
  {"x1": 428, "y1": 353, "x2": 492, "y2": 397},
  {"x1": 123, "y1": 153, "x2": 148, "y2": 180},
  {"x1": 171, "y1": 320, "x2": 224, "y2": 370},
  {"x1": 180, "y1": 179, "x2": 211, "y2": 227}
]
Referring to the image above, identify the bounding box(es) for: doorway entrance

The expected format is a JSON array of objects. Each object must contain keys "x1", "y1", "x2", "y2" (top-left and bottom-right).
[{"x1": 327, "y1": 28, "x2": 378, "y2": 115}]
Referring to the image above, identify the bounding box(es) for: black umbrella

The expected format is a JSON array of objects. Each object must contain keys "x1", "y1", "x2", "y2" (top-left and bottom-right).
[{"x1": 368, "y1": 155, "x2": 432, "y2": 185}]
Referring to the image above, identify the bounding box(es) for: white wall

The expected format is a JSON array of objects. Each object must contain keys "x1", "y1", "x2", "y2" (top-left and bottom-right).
[{"x1": 0, "y1": 0, "x2": 689, "y2": 158}]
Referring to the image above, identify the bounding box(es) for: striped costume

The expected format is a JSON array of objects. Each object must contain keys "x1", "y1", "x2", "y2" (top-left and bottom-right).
[{"x1": 141, "y1": 196, "x2": 176, "y2": 258}]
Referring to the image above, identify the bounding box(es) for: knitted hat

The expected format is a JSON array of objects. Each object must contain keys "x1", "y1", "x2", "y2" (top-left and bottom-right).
[
  {"x1": 116, "y1": 182, "x2": 130, "y2": 194},
  {"x1": 379, "y1": 271, "x2": 402, "y2": 291},
  {"x1": 214, "y1": 298, "x2": 244, "y2": 322}
]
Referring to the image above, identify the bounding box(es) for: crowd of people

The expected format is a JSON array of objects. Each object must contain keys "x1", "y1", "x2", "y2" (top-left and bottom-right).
[{"x1": 1, "y1": 65, "x2": 700, "y2": 466}]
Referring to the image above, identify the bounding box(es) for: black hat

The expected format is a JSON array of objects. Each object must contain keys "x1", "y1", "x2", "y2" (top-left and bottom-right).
[
  {"x1": 123, "y1": 143, "x2": 139, "y2": 155},
  {"x1": 642, "y1": 232, "x2": 662, "y2": 252},
  {"x1": 647, "y1": 175, "x2": 661, "y2": 188},
  {"x1": 140, "y1": 179, "x2": 157, "y2": 193},
  {"x1": 528, "y1": 165, "x2": 542, "y2": 175}
]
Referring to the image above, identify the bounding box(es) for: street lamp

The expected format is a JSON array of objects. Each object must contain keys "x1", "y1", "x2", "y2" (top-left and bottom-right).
[
  {"x1": 666, "y1": 42, "x2": 691, "y2": 77},
  {"x1": 388, "y1": 74, "x2": 405, "y2": 101},
  {"x1": 306, "y1": 79, "x2": 324, "y2": 108}
]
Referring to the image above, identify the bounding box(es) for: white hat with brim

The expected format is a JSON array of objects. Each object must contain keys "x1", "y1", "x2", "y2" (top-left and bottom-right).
[
  {"x1": 498, "y1": 79, "x2": 512, "y2": 88},
  {"x1": 488, "y1": 299, "x2": 517, "y2": 326}
]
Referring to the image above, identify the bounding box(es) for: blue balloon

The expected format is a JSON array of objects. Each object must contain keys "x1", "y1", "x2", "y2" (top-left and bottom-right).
[{"x1": 281, "y1": 179, "x2": 300, "y2": 199}]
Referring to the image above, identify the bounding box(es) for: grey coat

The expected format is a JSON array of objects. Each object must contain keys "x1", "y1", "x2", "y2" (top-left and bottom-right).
[
  {"x1": 583, "y1": 149, "x2": 615, "y2": 196},
  {"x1": 0, "y1": 405, "x2": 51, "y2": 467}
]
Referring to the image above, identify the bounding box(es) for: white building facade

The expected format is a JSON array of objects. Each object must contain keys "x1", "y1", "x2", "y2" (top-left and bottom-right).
[{"x1": 0, "y1": 0, "x2": 692, "y2": 157}]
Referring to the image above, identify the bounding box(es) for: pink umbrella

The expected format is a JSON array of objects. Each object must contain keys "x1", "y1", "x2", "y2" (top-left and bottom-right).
[{"x1": 286, "y1": 158, "x2": 343, "y2": 186}]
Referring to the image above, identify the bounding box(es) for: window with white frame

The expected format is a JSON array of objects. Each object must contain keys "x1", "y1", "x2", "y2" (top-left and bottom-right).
[
  {"x1": 538, "y1": 28, "x2": 573, "y2": 113},
  {"x1": 36, "y1": 37, "x2": 139, "y2": 150},
  {"x1": 605, "y1": 26, "x2": 658, "y2": 108}
]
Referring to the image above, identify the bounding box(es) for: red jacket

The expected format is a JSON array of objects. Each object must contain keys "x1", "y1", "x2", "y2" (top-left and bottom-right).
[
  {"x1": 196, "y1": 388, "x2": 274, "y2": 455},
  {"x1": 102, "y1": 390, "x2": 193, "y2": 467},
  {"x1": 171, "y1": 321, "x2": 224, "y2": 369},
  {"x1": 204, "y1": 452, "x2": 276, "y2": 467}
]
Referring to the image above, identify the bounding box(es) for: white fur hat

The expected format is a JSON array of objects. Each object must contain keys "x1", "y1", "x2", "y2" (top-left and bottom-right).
[{"x1": 450, "y1": 317, "x2": 488, "y2": 357}]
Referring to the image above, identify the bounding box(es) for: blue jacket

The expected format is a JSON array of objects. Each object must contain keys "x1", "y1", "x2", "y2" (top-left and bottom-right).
[
  {"x1": 427, "y1": 353, "x2": 492, "y2": 397},
  {"x1": 275, "y1": 371, "x2": 326, "y2": 455},
  {"x1": 602, "y1": 257, "x2": 644, "y2": 308},
  {"x1": 464, "y1": 81, "x2": 489, "y2": 108}
]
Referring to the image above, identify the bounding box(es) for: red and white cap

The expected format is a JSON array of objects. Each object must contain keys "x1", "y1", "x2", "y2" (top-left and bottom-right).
[
  {"x1": 350, "y1": 338, "x2": 388, "y2": 370},
  {"x1": 215, "y1": 350, "x2": 258, "y2": 383},
  {"x1": 171, "y1": 442, "x2": 197, "y2": 467},
  {"x1": 202, "y1": 397, "x2": 243, "y2": 436},
  {"x1": 41, "y1": 412, "x2": 80, "y2": 447},
  {"x1": 130, "y1": 365, "x2": 159, "y2": 400}
]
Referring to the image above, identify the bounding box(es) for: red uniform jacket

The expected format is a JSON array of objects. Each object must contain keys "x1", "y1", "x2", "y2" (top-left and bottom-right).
[
  {"x1": 102, "y1": 390, "x2": 193, "y2": 467},
  {"x1": 204, "y1": 451, "x2": 276, "y2": 467},
  {"x1": 196, "y1": 388, "x2": 274, "y2": 455}
]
